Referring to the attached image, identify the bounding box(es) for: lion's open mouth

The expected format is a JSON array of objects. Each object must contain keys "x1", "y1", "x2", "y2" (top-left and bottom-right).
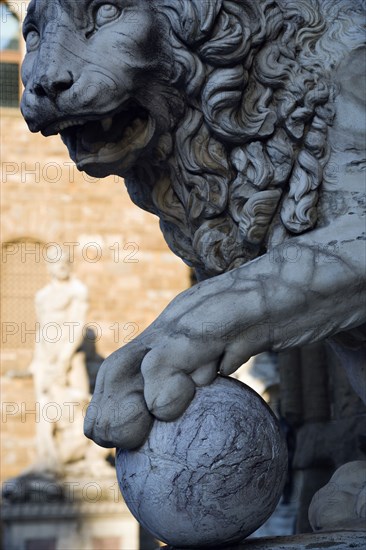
[{"x1": 46, "y1": 101, "x2": 155, "y2": 174}]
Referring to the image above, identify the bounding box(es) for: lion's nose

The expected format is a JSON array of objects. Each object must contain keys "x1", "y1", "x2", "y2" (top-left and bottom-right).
[{"x1": 33, "y1": 70, "x2": 74, "y2": 99}]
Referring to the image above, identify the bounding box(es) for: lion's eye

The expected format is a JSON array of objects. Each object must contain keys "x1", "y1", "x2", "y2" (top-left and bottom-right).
[
  {"x1": 95, "y1": 4, "x2": 121, "y2": 27},
  {"x1": 25, "y1": 30, "x2": 40, "y2": 52}
]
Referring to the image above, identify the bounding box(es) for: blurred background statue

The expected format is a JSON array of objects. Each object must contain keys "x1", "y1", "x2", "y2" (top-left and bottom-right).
[
  {"x1": 30, "y1": 251, "x2": 89, "y2": 472},
  {"x1": 27, "y1": 250, "x2": 110, "y2": 477}
]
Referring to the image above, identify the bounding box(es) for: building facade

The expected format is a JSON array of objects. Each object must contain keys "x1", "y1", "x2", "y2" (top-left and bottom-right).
[{"x1": 1, "y1": 3, "x2": 189, "y2": 547}]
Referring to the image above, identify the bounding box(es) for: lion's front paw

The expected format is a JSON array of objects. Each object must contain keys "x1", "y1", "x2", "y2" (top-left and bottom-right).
[
  {"x1": 84, "y1": 341, "x2": 153, "y2": 449},
  {"x1": 84, "y1": 335, "x2": 218, "y2": 449}
]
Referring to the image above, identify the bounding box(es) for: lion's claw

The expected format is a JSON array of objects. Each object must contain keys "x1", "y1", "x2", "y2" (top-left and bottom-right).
[
  {"x1": 84, "y1": 331, "x2": 219, "y2": 449},
  {"x1": 84, "y1": 342, "x2": 154, "y2": 449},
  {"x1": 84, "y1": 389, "x2": 154, "y2": 449}
]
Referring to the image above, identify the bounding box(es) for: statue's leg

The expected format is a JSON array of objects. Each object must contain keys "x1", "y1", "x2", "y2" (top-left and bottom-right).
[{"x1": 35, "y1": 392, "x2": 60, "y2": 471}]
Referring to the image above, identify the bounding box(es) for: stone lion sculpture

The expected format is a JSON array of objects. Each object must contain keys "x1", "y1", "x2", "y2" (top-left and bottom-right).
[{"x1": 21, "y1": 0, "x2": 365, "y2": 451}]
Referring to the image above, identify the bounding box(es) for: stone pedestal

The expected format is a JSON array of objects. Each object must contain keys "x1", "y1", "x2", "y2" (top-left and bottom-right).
[
  {"x1": 2, "y1": 493, "x2": 139, "y2": 550},
  {"x1": 162, "y1": 530, "x2": 365, "y2": 550}
]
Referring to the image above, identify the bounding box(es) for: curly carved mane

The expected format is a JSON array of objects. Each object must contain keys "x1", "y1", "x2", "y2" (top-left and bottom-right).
[{"x1": 125, "y1": 0, "x2": 364, "y2": 276}]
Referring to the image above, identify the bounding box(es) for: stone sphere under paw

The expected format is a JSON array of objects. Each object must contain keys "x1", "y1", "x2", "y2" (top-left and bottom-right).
[{"x1": 116, "y1": 376, "x2": 287, "y2": 548}]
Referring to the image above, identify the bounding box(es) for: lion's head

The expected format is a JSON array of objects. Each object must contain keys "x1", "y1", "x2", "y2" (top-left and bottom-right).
[
  {"x1": 21, "y1": 0, "x2": 187, "y2": 176},
  {"x1": 22, "y1": 0, "x2": 361, "y2": 277}
]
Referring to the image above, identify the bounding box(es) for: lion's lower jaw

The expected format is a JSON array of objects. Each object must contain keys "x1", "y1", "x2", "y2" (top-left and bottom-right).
[
  {"x1": 63, "y1": 116, "x2": 156, "y2": 177},
  {"x1": 75, "y1": 147, "x2": 142, "y2": 178}
]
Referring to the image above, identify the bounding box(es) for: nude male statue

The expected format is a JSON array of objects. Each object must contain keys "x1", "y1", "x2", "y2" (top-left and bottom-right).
[{"x1": 29, "y1": 252, "x2": 103, "y2": 472}]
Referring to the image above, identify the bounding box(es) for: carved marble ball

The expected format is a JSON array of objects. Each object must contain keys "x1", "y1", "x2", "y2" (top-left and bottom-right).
[{"x1": 116, "y1": 376, "x2": 287, "y2": 548}]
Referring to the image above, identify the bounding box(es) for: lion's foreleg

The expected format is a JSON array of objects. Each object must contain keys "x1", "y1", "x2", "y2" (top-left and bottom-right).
[{"x1": 199, "y1": 224, "x2": 365, "y2": 375}]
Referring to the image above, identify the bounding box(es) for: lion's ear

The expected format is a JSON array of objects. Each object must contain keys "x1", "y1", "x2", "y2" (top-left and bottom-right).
[{"x1": 164, "y1": 0, "x2": 222, "y2": 45}]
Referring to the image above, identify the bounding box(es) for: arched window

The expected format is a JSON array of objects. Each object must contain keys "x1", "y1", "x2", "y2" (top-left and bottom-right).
[
  {"x1": 0, "y1": 1, "x2": 21, "y2": 107},
  {"x1": 1, "y1": 240, "x2": 48, "y2": 372}
]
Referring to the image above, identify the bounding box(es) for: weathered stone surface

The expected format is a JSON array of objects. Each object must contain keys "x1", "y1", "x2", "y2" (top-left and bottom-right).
[
  {"x1": 117, "y1": 377, "x2": 287, "y2": 548},
  {"x1": 19, "y1": 0, "x2": 366, "y2": 544},
  {"x1": 162, "y1": 530, "x2": 366, "y2": 550}
]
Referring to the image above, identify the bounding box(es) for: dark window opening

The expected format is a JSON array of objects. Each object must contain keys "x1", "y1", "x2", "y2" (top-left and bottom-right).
[
  {"x1": 0, "y1": 1, "x2": 21, "y2": 107},
  {"x1": 0, "y1": 62, "x2": 19, "y2": 107}
]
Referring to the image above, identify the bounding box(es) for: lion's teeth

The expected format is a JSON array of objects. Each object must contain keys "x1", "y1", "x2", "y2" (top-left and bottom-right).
[
  {"x1": 101, "y1": 117, "x2": 113, "y2": 132},
  {"x1": 124, "y1": 127, "x2": 133, "y2": 139},
  {"x1": 57, "y1": 119, "x2": 85, "y2": 131},
  {"x1": 131, "y1": 118, "x2": 143, "y2": 130}
]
